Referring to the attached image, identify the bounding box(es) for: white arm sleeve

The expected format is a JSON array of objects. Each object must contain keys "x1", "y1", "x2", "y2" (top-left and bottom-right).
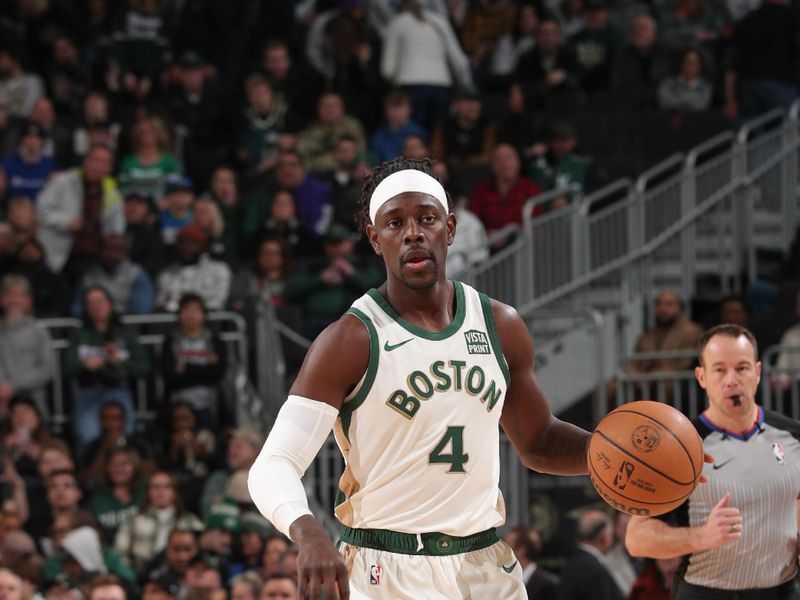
[{"x1": 247, "y1": 395, "x2": 339, "y2": 539}]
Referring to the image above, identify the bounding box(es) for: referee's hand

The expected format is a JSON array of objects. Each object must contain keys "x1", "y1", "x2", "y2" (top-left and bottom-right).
[
  {"x1": 291, "y1": 515, "x2": 350, "y2": 600},
  {"x1": 701, "y1": 493, "x2": 742, "y2": 549}
]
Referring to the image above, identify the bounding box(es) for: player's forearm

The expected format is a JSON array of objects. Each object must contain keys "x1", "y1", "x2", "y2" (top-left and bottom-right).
[
  {"x1": 626, "y1": 516, "x2": 703, "y2": 558},
  {"x1": 524, "y1": 418, "x2": 590, "y2": 475},
  {"x1": 290, "y1": 514, "x2": 334, "y2": 548}
]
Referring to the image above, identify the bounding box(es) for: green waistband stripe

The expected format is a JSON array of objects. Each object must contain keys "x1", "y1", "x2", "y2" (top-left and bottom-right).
[{"x1": 338, "y1": 526, "x2": 498, "y2": 556}]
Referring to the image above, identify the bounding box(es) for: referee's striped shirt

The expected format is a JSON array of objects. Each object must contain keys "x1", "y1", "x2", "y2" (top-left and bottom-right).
[{"x1": 667, "y1": 407, "x2": 800, "y2": 590}]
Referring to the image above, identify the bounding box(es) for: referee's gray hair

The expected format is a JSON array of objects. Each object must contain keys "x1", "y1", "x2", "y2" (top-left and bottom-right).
[{"x1": 0, "y1": 274, "x2": 31, "y2": 296}]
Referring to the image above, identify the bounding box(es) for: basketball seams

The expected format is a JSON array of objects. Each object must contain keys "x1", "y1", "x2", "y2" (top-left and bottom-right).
[
  {"x1": 594, "y1": 429, "x2": 697, "y2": 487},
  {"x1": 588, "y1": 459, "x2": 694, "y2": 507},
  {"x1": 608, "y1": 407, "x2": 702, "y2": 480}
]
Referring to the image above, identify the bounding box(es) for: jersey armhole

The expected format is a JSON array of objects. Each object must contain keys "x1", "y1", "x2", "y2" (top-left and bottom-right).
[
  {"x1": 340, "y1": 308, "x2": 380, "y2": 439},
  {"x1": 479, "y1": 293, "x2": 511, "y2": 385}
]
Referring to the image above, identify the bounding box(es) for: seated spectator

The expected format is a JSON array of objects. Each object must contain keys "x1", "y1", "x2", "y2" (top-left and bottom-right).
[
  {"x1": 608, "y1": 0, "x2": 650, "y2": 38},
  {"x1": 27, "y1": 97, "x2": 73, "y2": 168},
  {"x1": 70, "y1": 234, "x2": 156, "y2": 317},
  {"x1": 503, "y1": 526, "x2": 559, "y2": 600},
  {"x1": 165, "y1": 402, "x2": 215, "y2": 511},
  {"x1": 528, "y1": 121, "x2": 594, "y2": 194},
  {"x1": 724, "y1": 0, "x2": 798, "y2": 119},
  {"x1": 657, "y1": 48, "x2": 713, "y2": 112},
  {"x1": 36, "y1": 145, "x2": 124, "y2": 276},
  {"x1": 123, "y1": 190, "x2": 165, "y2": 278},
  {"x1": 64, "y1": 285, "x2": 150, "y2": 449},
  {"x1": 0, "y1": 274, "x2": 54, "y2": 416},
  {"x1": 144, "y1": 529, "x2": 199, "y2": 593},
  {"x1": 324, "y1": 135, "x2": 370, "y2": 232},
  {"x1": 557, "y1": 510, "x2": 622, "y2": 600},
  {"x1": 229, "y1": 235, "x2": 294, "y2": 311},
  {"x1": 229, "y1": 571, "x2": 262, "y2": 600},
  {"x1": 0, "y1": 47, "x2": 44, "y2": 119},
  {"x1": 460, "y1": 0, "x2": 518, "y2": 73},
  {"x1": 44, "y1": 471, "x2": 83, "y2": 538},
  {"x1": 297, "y1": 92, "x2": 366, "y2": 177},
  {"x1": 245, "y1": 190, "x2": 320, "y2": 260},
  {"x1": 627, "y1": 289, "x2": 703, "y2": 374},
  {"x1": 111, "y1": 0, "x2": 169, "y2": 100},
  {"x1": 658, "y1": 0, "x2": 725, "y2": 46},
  {"x1": 446, "y1": 202, "x2": 490, "y2": 278},
  {"x1": 237, "y1": 76, "x2": 287, "y2": 182},
  {"x1": 283, "y1": 224, "x2": 383, "y2": 338},
  {"x1": 192, "y1": 198, "x2": 231, "y2": 264},
  {"x1": 229, "y1": 514, "x2": 272, "y2": 578},
  {"x1": 260, "y1": 534, "x2": 290, "y2": 580},
  {"x1": 380, "y1": 1, "x2": 472, "y2": 133},
  {"x1": 80, "y1": 401, "x2": 154, "y2": 489},
  {"x1": 25, "y1": 442, "x2": 73, "y2": 540},
  {"x1": 165, "y1": 52, "x2": 229, "y2": 188},
  {"x1": 13, "y1": 238, "x2": 70, "y2": 317},
  {"x1": 200, "y1": 428, "x2": 263, "y2": 519},
  {"x1": 611, "y1": 14, "x2": 674, "y2": 109},
  {"x1": 469, "y1": 144, "x2": 541, "y2": 241},
  {"x1": 3, "y1": 395, "x2": 56, "y2": 481},
  {"x1": 1, "y1": 123, "x2": 56, "y2": 203},
  {"x1": 717, "y1": 294, "x2": 749, "y2": 327},
  {"x1": 488, "y1": 3, "x2": 539, "y2": 83},
  {"x1": 183, "y1": 553, "x2": 226, "y2": 599},
  {"x1": 0, "y1": 223, "x2": 17, "y2": 276},
  {"x1": 159, "y1": 176, "x2": 195, "y2": 249},
  {"x1": 161, "y1": 294, "x2": 228, "y2": 426},
  {"x1": 155, "y1": 226, "x2": 232, "y2": 312},
  {"x1": 775, "y1": 291, "x2": 800, "y2": 388},
  {"x1": 118, "y1": 117, "x2": 179, "y2": 205},
  {"x1": 198, "y1": 498, "x2": 239, "y2": 570},
  {"x1": 86, "y1": 574, "x2": 127, "y2": 600},
  {"x1": 570, "y1": 0, "x2": 624, "y2": 93},
  {"x1": 431, "y1": 92, "x2": 495, "y2": 165},
  {"x1": 271, "y1": 150, "x2": 332, "y2": 238},
  {"x1": 260, "y1": 574, "x2": 297, "y2": 599},
  {"x1": 259, "y1": 39, "x2": 321, "y2": 130},
  {"x1": 370, "y1": 90, "x2": 428, "y2": 164},
  {"x1": 45, "y1": 34, "x2": 91, "y2": 120},
  {"x1": 560, "y1": 0, "x2": 587, "y2": 38},
  {"x1": 201, "y1": 166, "x2": 242, "y2": 266},
  {"x1": 498, "y1": 84, "x2": 545, "y2": 163},
  {"x1": 0, "y1": 568, "x2": 23, "y2": 600},
  {"x1": 114, "y1": 470, "x2": 202, "y2": 577},
  {"x1": 6, "y1": 196, "x2": 38, "y2": 247},
  {"x1": 86, "y1": 446, "x2": 143, "y2": 543},
  {"x1": 515, "y1": 19, "x2": 584, "y2": 110},
  {"x1": 401, "y1": 133, "x2": 431, "y2": 160},
  {"x1": 72, "y1": 92, "x2": 121, "y2": 163},
  {"x1": 142, "y1": 573, "x2": 180, "y2": 600}
]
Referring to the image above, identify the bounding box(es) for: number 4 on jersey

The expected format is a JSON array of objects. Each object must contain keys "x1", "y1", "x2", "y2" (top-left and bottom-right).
[{"x1": 429, "y1": 426, "x2": 469, "y2": 473}]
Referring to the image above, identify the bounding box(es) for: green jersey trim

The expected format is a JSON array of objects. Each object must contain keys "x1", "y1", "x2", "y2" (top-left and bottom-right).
[
  {"x1": 366, "y1": 280, "x2": 466, "y2": 341},
  {"x1": 341, "y1": 308, "x2": 380, "y2": 441},
  {"x1": 479, "y1": 293, "x2": 510, "y2": 385}
]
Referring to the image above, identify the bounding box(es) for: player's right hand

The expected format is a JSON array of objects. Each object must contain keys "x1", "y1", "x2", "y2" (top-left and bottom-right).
[
  {"x1": 293, "y1": 516, "x2": 350, "y2": 600},
  {"x1": 701, "y1": 492, "x2": 742, "y2": 549}
]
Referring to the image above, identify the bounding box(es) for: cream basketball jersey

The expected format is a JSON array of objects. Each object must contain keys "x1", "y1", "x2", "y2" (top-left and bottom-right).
[{"x1": 332, "y1": 281, "x2": 510, "y2": 536}]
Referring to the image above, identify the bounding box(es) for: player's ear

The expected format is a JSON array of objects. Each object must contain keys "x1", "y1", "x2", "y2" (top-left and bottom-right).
[
  {"x1": 366, "y1": 224, "x2": 382, "y2": 255},
  {"x1": 446, "y1": 212, "x2": 457, "y2": 246}
]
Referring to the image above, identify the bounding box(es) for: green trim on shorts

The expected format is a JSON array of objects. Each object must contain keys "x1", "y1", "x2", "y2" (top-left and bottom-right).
[{"x1": 338, "y1": 526, "x2": 498, "y2": 556}]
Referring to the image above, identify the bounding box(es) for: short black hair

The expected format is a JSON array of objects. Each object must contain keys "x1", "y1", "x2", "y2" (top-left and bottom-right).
[
  {"x1": 178, "y1": 293, "x2": 206, "y2": 314},
  {"x1": 354, "y1": 157, "x2": 452, "y2": 236},
  {"x1": 697, "y1": 324, "x2": 758, "y2": 367}
]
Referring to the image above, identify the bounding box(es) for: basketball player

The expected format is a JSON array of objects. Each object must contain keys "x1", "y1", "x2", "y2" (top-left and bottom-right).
[
  {"x1": 248, "y1": 158, "x2": 592, "y2": 599},
  {"x1": 626, "y1": 324, "x2": 800, "y2": 600}
]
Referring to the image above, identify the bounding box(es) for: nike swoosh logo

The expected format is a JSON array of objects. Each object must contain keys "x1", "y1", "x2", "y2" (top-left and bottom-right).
[
  {"x1": 502, "y1": 561, "x2": 518, "y2": 573},
  {"x1": 384, "y1": 338, "x2": 414, "y2": 352},
  {"x1": 713, "y1": 459, "x2": 733, "y2": 470}
]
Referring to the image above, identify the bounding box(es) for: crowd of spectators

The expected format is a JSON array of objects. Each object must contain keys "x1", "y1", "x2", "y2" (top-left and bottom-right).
[{"x1": 0, "y1": 0, "x2": 796, "y2": 597}]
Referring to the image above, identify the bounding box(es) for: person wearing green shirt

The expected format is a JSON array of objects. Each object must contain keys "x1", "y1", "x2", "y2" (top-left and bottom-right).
[
  {"x1": 528, "y1": 121, "x2": 594, "y2": 195},
  {"x1": 87, "y1": 445, "x2": 145, "y2": 542},
  {"x1": 118, "y1": 116, "x2": 179, "y2": 206}
]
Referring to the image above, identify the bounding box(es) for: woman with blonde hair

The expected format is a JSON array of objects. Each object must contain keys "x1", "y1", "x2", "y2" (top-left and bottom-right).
[
  {"x1": 118, "y1": 115, "x2": 179, "y2": 205},
  {"x1": 192, "y1": 197, "x2": 232, "y2": 263}
]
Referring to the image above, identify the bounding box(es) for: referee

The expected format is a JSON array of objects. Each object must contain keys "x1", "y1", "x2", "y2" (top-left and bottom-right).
[{"x1": 626, "y1": 324, "x2": 800, "y2": 600}]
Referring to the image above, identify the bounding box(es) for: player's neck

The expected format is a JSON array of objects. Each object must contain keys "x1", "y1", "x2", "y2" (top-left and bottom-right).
[
  {"x1": 383, "y1": 277, "x2": 455, "y2": 330},
  {"x1": 704, "y1": 403, "x2": 759, "y2": 435}
]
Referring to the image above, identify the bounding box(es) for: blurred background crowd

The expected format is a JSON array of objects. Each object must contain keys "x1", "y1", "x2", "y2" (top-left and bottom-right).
[{"x1": 0, "y1": 0, "x2": 797, "y2": 597}]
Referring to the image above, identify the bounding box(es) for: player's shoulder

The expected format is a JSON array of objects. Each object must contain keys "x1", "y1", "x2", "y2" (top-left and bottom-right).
[{"x1": 763, "y1": 408, "x2": 800, "y2": 442}]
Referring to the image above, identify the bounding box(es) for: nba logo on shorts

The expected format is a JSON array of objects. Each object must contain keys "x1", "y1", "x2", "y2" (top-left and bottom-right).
[{"x1": 369, "y1": 564, "x2": 382, "y2": 585}]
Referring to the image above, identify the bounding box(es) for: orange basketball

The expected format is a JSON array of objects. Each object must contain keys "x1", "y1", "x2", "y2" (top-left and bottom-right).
[{"x1": 588, "y1": 400, "x2": 703, "y2": 516}]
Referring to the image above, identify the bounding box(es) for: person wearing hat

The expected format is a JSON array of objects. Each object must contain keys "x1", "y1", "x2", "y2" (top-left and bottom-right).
[
  {"x1": 154, "y1": 225, "x2": 232, "y2": 312},
  {"x1": 200, "y1": 428, "x2": 264, "y2": 519},
  {"x1": 284, "y1": 222, "x2": 383, "y2": 338},
  {"x1": 123, "y1": 189, "x2": 166, "y2": 277},
  {"x1": 1, "y1": 122, "x2": 56, "y2": 202},
  {"x1": 527, "y1": 120, "x2": 595, "y2": 196},
  {"x1": 158, "y1": 175, "x2": 195, "y2": 248},
  {"x1": 228, "y1": 513, "x2": 273, "y2": 578},
  {"x1": 198, "y1": 499, "x2": 239, "y2": 582},
  {"x1": 36, "y1": 144, "x2": 124, "y2": 275}
]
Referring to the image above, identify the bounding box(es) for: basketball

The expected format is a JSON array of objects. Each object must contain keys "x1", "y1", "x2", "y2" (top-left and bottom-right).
[{"x1": 588, "y1": 401, "x2": 704, "y2": 516}]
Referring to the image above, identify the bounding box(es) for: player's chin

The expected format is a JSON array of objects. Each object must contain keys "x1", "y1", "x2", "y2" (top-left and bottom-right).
[{"x1": 400, "y1": 267, "x2": 439, "y2": 289}]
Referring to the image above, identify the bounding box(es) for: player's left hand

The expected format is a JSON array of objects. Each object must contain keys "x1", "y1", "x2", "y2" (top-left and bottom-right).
[{"x1": 292, "y1": 515, "x2": 350, "y2": 600}]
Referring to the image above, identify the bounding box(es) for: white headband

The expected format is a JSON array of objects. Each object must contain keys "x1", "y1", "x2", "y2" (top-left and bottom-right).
[{"x1": 369, "y1": 169, "x2": 448, "y2": 224}]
